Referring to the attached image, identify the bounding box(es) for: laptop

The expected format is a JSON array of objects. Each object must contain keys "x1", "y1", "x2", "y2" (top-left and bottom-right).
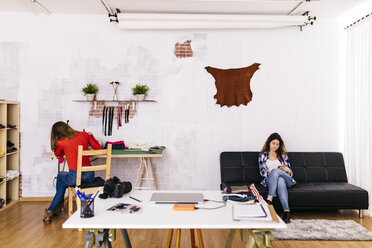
[{"x1": 150, "y1": 192, "x2": 204, "y2": 204}]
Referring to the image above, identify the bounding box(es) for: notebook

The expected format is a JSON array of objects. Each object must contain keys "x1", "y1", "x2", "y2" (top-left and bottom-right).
[
  {"x1": 150, "y1": 192, "x2": 204, "y2": 204},
  {"x1": 233, "y1": 204, "x2": 268, "y2": 220}
]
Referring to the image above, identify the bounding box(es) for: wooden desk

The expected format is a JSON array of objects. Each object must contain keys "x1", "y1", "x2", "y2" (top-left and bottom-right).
[
  {"x1": 45, "y1": 149, "x2": 165, "y2": 190},
  {"x1": 63, "y1": 190, "x2": 286, "y2": 248}
]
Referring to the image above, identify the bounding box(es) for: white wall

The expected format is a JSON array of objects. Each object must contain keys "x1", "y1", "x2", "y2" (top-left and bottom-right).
[{"x1": 0, "y1": 13, "x2": 342, "y2": 196}]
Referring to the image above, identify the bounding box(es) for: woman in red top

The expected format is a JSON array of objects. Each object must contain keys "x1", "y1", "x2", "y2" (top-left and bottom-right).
[{"x1": 43, "y1": 121, "x2": 102, "y2": 224}]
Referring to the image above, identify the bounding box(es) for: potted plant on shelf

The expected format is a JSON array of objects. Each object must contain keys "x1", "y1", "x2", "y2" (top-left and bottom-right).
[
  {"x1": 81, "y1": 83, "x2": 99, "y2": 101},
  {"x1": 132, "y1": 84, "x2": 149, "y2": 101}
]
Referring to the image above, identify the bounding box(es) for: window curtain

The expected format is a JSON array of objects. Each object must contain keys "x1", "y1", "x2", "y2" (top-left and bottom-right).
[{"x1": 345, "y1": 19, "x2": 372, "y2": 214}]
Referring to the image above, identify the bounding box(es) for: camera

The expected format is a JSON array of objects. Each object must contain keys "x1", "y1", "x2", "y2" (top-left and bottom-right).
[
  {"x1": 99, "y1": 176, "x2": 132, "y2": 199},
  {"x1": 113, "y1": 181, "x2": 132, "y2": 198}
]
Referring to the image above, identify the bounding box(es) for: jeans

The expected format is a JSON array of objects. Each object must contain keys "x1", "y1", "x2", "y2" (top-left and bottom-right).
[
  {"x1": 48, "y1": 170, "x2": 95, "y2": 211},
  {"x1": 266, "y1": 169, "x2": 296, "y2": 211}
]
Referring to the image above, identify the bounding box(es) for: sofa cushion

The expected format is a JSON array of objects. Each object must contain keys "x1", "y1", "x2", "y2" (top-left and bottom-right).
[
  {"x1": 289, "y1": 152, "x2": 348, "y2": 182},
  {"x1": 220, "y1": 152, "x2": 261, "y2": 184},
  {"x1": 252, "y1": 182, "x2": 368, "y2": 210}
]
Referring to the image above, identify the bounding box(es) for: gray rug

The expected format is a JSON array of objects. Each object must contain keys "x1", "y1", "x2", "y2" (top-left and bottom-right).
[{"x1": 272, "y1": 219, "x2": 372, "y2": 240}]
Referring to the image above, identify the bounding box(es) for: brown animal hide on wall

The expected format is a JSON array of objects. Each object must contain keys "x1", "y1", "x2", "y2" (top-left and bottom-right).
[{"x1": 205, "y1": 63, "x2": 260, "y2": 107}]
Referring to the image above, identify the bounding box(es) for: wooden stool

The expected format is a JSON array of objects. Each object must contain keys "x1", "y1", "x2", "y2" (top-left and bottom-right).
[{"x1": 166, "y1": 229, "x2": 204, "y2": 248}]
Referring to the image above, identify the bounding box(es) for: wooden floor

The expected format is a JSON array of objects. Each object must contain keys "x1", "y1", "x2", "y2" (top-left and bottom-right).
[{"x1": 1, "y1": 201, "x2": 372, "y2": 248}]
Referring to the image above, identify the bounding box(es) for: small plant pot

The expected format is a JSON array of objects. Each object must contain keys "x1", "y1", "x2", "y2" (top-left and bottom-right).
[
  {"x1": 136, "y1": 94, "x2": 145, "y2": 101},
  {"x1": 86, "y1": 94, "x2": 95, "y2": 101}
]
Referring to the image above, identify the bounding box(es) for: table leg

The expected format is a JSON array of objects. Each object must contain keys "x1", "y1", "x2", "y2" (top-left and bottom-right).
[
  {"x1": 190, "y1": 229, "x2": 197, "y2": 248},
  {"x1": 95, "y1": 229, "x2": 113, "y2": 248},
  {"x1": 111, "y1": 229, "x2": 116, "y2": 242},
  {"x1": 166, "y1": 229, "x2": 174, "y2": 248},
  {"x1": 196, "y1": 229, "x2": 204, "y2": 248},
  {"x1": 253, "y1": 231, "x2": 264, "y2": 248},
  {"x1": 84, "y1": 232, "x2": 94, "y2": 248},
  {"x1": 134, "y1": 158, "x2": 144, "y2": 189},
  {"x1": 120, "y1": 229, "x2": 132, "y2": 248},
  {"x1": 103, "y1": 235, "x2": 112, "y2": 248},
  {"x1": 225, "y1": 229, "x2": 236, "y2": 248},
  {"x1": 240, "y1": 229, "x2": 246, "y2": 243},
  {"x1": 149, "y1": 158, "x2": 158, "y2": 189},
  {"x1": 264, "y1": 231, "x2": 274, "y2": 248},
  {"x1": 175, "y1": 229, "x2": 181, "y2": 248},
  {"x1": 245, "y1": 230, "x2": 255, "y2": 248},
  {"x1": 95, "y1": 230, "x2": 105, "y2": 248},
  {"x1": 139, "y1": 158, "x2": 146, "y2": 188},
  {"x1": 143, "y1": 158, "x2": 153, "y2": 190}
]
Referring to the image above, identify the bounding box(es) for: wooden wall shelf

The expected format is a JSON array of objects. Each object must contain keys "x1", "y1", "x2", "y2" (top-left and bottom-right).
[
  {"x1": 72, "y1": 99, "x2": 156, "y2": 120},
  {"x1": 73, "y1": 100, "x2": 157, "y2": 103}
]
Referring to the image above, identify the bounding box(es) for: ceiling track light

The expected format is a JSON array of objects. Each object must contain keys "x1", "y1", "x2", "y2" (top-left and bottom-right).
[
  {"x1": 99, "y1": 0, "x2": 115, "y2": 16},
  {"x1": 109, "y1": 9, "x2": 120, "y2": 23},
  {"x1": 116, "y1": 12, "x2": 314, "y2": 30},
  {"x1": 299, "y1": 11, "x2": 316, "y2": 31},
  {"x1": 30, "y1": 0, "x2": 51, "y2": 14}
]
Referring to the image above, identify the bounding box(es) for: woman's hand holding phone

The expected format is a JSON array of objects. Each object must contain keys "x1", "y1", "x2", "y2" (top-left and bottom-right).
[{"x1": 278, "y1": 166, "x2": 290, "y2": 174}]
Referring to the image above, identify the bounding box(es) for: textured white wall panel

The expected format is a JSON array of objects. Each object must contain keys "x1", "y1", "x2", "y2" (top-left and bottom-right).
[{"x1": 0, "y1": 13, "x2": 342, "y2": 196}]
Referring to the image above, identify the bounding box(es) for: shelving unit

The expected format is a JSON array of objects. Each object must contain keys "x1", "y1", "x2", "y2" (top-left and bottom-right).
[{"x1": 0, "y1": 101, "x2": 20, "y2": 210}]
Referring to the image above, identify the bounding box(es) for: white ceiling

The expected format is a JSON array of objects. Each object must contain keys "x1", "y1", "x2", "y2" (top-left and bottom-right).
[{"x1": 0, "y1": 0, "x2": 365, "y2": 17}]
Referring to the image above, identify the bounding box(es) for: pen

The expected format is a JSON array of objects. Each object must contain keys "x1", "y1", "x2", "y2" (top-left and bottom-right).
[
  {"x1": 129, "y1": 196, "x2": 142, "y2": 203},
  {"x1": 82, "y1": 187, "x2": 102, "y2": 215}
]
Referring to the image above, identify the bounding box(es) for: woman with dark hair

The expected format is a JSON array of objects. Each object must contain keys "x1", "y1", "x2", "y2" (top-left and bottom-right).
[
  {"x1": 43, "y1": 121, "x2": 101, "y2": 224},
  {"x1": 258, "y1": 133, "x2": 296, "y2": 223}
]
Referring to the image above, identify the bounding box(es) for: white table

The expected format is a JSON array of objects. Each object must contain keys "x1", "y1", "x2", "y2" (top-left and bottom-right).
[{"x1": 63, "y1": 190, "x2": 286, "y2": 248}]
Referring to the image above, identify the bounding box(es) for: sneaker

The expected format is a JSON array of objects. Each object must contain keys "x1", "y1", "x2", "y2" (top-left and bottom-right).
[
  {"x1": 7, "y1": 141, "x2": 14, "y2": 147},
  {"x1": 282, "y1": 211, "x2": 291, "y2": 224}
]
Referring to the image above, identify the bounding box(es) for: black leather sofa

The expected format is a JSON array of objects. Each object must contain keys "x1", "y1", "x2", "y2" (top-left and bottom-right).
[{"x1": 220, "y1": 152, "x2": 368, "y2": 218}]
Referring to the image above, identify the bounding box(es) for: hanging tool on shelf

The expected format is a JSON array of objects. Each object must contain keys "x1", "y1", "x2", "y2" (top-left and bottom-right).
[
  {"x1": 102, "y1": 106, "x2": 114, "y2": 136},
  {"x1": 125, "y1": 104, "x2": 130, "y2": 123},
  {"x1": 117, "y1": 106, "x2": 123, "y2": 129},
  {"x1": 108, "y1": 106, "x2": 114, "y2": 135}
]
